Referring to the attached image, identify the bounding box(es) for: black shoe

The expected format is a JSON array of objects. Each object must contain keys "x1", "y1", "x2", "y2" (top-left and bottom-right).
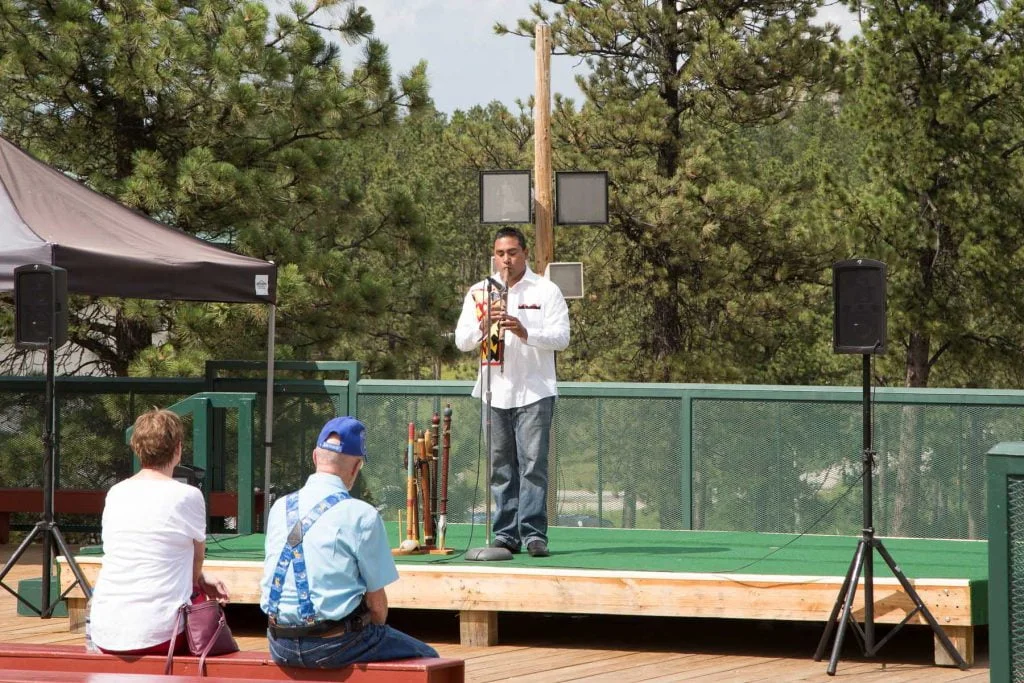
[
  {"x1": 491, "y1": 537, "x2": 520, "y2": 554},
  {"x1": 527, "y1": 540, "x2": 549, "y2": 557}
]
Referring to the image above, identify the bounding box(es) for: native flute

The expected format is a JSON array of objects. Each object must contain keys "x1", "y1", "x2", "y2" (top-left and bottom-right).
[
  {"x1": 499, "y1": 266, "x2": 509, "y2": 373},
  {"x1": 437, "y1": 404, "x2": 452, "y2": 549},
  {"x1": 429, "y1": 411, "x2": 440, "y2": 533},
  {"x1": 418, "y1": 430, "x2": 435, "y2": 547},
  {"x1": 404, "y1": 422, "x2": 418, "y2": 546}
]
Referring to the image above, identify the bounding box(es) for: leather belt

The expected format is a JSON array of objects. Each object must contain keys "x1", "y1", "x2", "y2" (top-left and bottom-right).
[{"x1": 268, "y1": 610, "x2": 371, "y2": 640}]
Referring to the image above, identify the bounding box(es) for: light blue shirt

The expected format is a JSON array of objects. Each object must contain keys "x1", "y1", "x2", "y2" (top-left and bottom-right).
[{"x1": 259, "y1": 473, "x2": 398, "y2": 626}]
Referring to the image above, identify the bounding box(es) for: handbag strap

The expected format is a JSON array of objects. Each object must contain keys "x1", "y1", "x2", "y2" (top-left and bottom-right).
[
  {"x1": 164, "y1": 604, "x2": 187, "y2": 675},
  {"x1": 164, "y1": 602, "x2": 226, "y2": 678},
  {"x1": 196, "y1": 613, "x2": 227, "y2": 677}
]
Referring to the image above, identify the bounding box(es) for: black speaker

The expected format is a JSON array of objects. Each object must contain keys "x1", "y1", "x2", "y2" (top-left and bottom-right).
[
  {"x1": 833, "y1": 259, "x2": 886, "y2": 354},
  {"x1": 14, "y1": 264, "x2": 68, "y2": 350}
]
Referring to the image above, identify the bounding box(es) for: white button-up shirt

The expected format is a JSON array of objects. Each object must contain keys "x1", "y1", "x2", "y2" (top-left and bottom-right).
[{"x1": 455, "y1": 267, "x2": 570, "y2": 409}]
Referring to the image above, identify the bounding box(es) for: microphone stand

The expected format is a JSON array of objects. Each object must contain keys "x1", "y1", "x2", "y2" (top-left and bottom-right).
[{"x1": 466, "y1": 272, "x2": 512, "y2": 562}]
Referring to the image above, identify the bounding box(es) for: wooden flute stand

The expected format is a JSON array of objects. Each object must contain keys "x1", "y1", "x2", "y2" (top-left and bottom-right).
[{"x1": 393, "y1": 409, "x2": 454, "y2": 556}]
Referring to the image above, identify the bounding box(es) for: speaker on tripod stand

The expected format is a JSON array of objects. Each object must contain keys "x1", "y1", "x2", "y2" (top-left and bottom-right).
[
  {"x1": 0, "y1": 264, "x2": 92, "y2": 617},
  {"x1": 832, "y1": 259, "x2": 886, "y2": 355},
  {"x1": 814, "y1": 259, "x2": 967, "y2": 674}
]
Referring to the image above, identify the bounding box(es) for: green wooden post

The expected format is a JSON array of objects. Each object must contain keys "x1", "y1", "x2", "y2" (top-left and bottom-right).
[
  {"x1": 987, "y1": 440, "x2": 1024, "y2": 682},
  {"x1": 235, "y1": 398, "x2": 254, "y2": 535},
  {"x1": 679, "y1": 392, "x2": 693, "y2": 530},
  {"x1": 596, "y1": 398, "x2": 603, "y2": 526},
  {"x1": 191, "y1": 399, "x2": 209, "y2": 475},
  {"x1": 191, "y1": 398, "x2": 211, "y2": 519}
]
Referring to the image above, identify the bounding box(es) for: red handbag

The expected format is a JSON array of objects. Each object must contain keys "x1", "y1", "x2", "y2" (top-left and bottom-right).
[{"x1": 164, "y1": 597, "x2": 239, "y2": 676}]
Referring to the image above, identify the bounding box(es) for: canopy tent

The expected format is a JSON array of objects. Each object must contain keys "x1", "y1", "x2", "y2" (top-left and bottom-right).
[
  {"x1": 0, "y1": 137, "x2": 275, "y2": 302},
  {"x1": 0, "y1": 135, "x2": 278, "y2": 519}
]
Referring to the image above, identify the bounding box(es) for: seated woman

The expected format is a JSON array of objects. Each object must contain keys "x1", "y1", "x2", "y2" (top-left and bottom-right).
[{"x1": 89, "y1": 408, "x2": 229, "y2": 655}]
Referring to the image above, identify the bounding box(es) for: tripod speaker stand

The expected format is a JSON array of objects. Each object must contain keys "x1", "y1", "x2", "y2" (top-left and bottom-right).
[
  {"x1": 1, "y1": 265, "x2": 91, "y2": 616},
  {"x1": 0, "y1": 342, "x2": 93, "y2": 616},
  {"x1": 813, "y1": 355, "x2": 967, "y2": 674},
  {"x1": 815, "y1": 259, "x2": 967, "y2": 674}
]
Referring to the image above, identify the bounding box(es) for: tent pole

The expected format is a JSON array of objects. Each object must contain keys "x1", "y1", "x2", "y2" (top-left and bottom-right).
[{"x1": 263, "y1": 303, "x2": 276, "y2": 531}]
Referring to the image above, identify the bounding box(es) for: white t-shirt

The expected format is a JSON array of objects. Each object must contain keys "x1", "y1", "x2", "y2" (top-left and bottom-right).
[{"x1": 89, "y1": 477, "x2": 206, "y2": 651}]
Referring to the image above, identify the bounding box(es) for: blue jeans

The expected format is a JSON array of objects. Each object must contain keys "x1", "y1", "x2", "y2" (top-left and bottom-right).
[
  {"x1": 490, "y1": 396, "x2": 554, "y2": 548},
  {"x1": 268, "y1": 624, "x2": 438, "y2": 668}
]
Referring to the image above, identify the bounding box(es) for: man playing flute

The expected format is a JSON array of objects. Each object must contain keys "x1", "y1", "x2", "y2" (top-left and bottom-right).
[{"x1": 455, "y1": 227, "x2": 570, "y2": 557}]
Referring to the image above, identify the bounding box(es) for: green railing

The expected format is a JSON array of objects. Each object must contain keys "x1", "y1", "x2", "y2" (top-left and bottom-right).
[
  {"x1": 355, "y1": 380, "x2": 1014, "y2": 539},
  {"x1": 124, "y1": 391, "x2": 257, "y2": 534},
  {"x1": 2, "y1": 364, "x2": 1023, "y2": 540}
]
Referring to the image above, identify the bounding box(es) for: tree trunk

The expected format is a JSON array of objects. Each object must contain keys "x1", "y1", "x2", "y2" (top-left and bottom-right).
[
  {"x1": 905, "y1": 331, "x2": 931, "y2": 387},
  {"x1": 891, "y1": 404, "x2": 924, "y2": 536},
  {"x1": 658, "y1": 0, "x2": 682, "y2": 180},
  {"x1": 110, "y1": 313, "x2": 154, "y2": 376},
  {"x1": 888, "y1": 331, "x2": 931, "y2": 534},
  {"x1": 647, "y1": 268, "x2": 685, "y2": 379},
  {"x1": 622, "y1": 489, "x2": 637, "y2": 529},
  {"x1": 622, "y1": 460, "x2": 637, "y2": 529}
]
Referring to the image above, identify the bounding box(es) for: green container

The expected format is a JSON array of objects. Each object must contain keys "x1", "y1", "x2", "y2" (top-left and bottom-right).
[
  {"x1": 987, "y1": 441, "x2": 1024, "y2": 682},
  {"x1": 16, "y1": 577, "x2": 68, "y2": 617}
]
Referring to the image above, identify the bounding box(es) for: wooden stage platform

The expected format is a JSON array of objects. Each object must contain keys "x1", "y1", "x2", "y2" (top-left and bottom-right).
[
  {"x1": 56, "y1": 526, "x2": 987, "y2": 668},
  {"x1": 0, "y1": 541, "x2": 989, "y2": 681}
]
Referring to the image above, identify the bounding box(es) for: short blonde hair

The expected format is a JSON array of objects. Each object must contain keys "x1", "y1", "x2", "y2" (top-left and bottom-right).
[{"x1": 130, "y1": 408, "x2": 183, "y2": 469}]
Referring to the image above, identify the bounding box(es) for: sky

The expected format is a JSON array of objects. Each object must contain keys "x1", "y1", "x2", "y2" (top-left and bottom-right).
[{"x1": 342, "y1": 1, "x2": 862, "y2": 115}]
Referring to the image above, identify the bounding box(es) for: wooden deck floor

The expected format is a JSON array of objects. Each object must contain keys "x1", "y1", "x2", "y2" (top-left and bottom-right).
[{"x1": 0, "y1": 543, "x2": 990, "y2": 681}]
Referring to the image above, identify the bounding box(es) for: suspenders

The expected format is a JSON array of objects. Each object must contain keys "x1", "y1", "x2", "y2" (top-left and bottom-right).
[{"x1": 266, "y1": 491, "x2": 350, "y2": 625}]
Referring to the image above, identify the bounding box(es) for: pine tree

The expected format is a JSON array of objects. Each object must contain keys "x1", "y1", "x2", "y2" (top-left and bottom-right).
[
  {"x1": 495, "y1": 0, "x2": 844, "y2": 381},
  {"x1": 0, "y1": 0, "x2": 428, "y2": 375},
  {"x1": 831, "y1": 0, "x2": 1024, "y2": 534},
  {"x1": 836, "y1": 0, "x2": 1024, "y2": 390}
]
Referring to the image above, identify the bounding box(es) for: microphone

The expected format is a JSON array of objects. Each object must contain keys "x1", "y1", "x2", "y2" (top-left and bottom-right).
[{"x1": 486, "y1": 276, "x2": 506, "y2": 292}]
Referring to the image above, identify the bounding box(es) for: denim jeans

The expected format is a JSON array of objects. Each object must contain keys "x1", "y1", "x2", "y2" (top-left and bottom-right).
[
  {"x1": 267, "y1": 623, "x2": 438, "y2": 669},
  {"x1": 489, "y1": 396, "x2": 554, "y2": 548}
]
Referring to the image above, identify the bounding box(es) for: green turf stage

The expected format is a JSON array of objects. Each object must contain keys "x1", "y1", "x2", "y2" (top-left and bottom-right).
[
  {"x1": 81, "y1": 525, "x2": 989, "y2": 623},
  {"x1": 200, "y1": 525, "x2": 985, "y2": 576}
]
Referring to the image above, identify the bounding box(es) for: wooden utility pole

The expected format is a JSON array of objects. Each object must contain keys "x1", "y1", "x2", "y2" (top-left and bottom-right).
[
  {"x1": 534, "y1": 23, "x2": 558, "y2": 525},
  {"x1": 533, "y1": 23, "x2": 553, "y2": 276}
]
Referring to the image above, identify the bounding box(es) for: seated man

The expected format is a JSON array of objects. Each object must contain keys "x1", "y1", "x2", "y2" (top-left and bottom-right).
[{"x1": 260, "y1": 416, "x2": 438, "y2": 667}]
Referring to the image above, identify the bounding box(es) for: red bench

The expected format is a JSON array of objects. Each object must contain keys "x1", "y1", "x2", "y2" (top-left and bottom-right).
[
  {"x1": 0, "y1": 644, "x2": 464, "y2": 682},
  {"x1": 0, "y1": 489, "x2": 262, "y2": 544},
  {"x1": 0, "y1": 670, "x2": 242, "y2": 682}
]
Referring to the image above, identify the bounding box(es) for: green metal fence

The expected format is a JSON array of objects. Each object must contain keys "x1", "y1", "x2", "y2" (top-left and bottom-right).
[{"x1": 1, "y1": 365, "x2": 1021, "y2": 540}]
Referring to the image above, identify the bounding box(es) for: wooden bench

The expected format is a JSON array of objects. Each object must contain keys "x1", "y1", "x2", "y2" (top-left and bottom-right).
[
  {"x1": 0, "y1": 643, "x2": 464, "y2": 682},
  {"x1": 0, "y1": 489, "x2": 262, "y2": 544}
]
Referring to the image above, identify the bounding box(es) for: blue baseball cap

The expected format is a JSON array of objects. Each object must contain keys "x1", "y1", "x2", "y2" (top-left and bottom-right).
[{"x1": 317, "y1": 417, "x2": 367, "y2": 459}]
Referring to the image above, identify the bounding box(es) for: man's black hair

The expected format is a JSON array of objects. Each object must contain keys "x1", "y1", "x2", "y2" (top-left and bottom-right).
[{"x1": 494, "y1": 227, "x2": 528, "y2": 250}]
